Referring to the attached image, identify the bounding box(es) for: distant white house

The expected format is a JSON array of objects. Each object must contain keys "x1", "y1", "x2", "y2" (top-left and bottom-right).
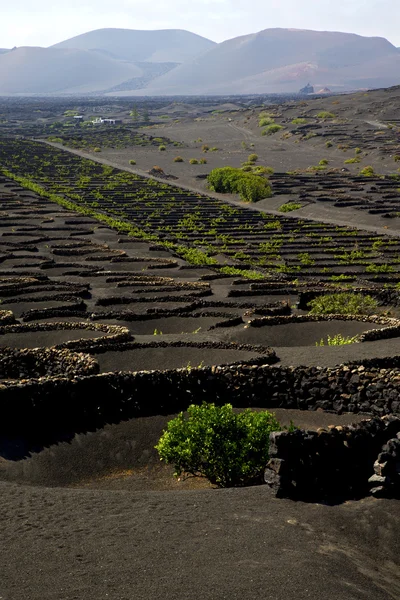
[
  {"x1": 73, "y1": 115, "x2": 84, "y2": 121},
  {"x1": 92, "y1": 118, "x2": 122, "y2": 125}
]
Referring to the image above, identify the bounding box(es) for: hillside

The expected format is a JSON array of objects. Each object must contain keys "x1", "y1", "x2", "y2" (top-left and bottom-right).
[
  {"x1": 143, "y1": 28, "x2": 400, "y2": 95},
  {"x1": 0, "y1": 47, "x2": 143, "y2": 94},
  {"x1": 51, "y1": 28, "x2": 215, "y2": 63}
]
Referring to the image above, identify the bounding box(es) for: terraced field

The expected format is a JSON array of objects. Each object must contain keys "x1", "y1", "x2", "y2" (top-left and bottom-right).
[{"x1": 3, "y1": 138, "x2": 400, "y2": 286}]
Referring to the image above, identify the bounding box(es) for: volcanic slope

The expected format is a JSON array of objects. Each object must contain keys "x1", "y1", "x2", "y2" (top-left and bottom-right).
[
  {"x1": 143, "y1": 28, "x2": 400, "y2": 95},
  {"x1": 51, "y1": 27, "x2": 216, "y2": 63}
]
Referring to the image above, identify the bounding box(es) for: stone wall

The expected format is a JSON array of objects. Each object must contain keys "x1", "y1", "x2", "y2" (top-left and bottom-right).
[
  {"x1": 0, "y1": 347, "x2": 99, "y2": 379},
  {"x1": 0, "y1": 360, "x2": 399, "y2": 450},
  {"x1": 264, "y1": 416, "x2": 400, "y2": 500}
]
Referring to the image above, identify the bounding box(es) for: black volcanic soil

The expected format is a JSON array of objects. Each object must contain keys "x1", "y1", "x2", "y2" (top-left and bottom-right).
[{"x1": 1, "y1": 92, "x2": 400, "y2": 600}]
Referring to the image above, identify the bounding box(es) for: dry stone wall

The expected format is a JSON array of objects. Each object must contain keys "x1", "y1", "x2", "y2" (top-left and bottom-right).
[{"x1": 264, "y1": 416, "x2": 400, "y2": 500}]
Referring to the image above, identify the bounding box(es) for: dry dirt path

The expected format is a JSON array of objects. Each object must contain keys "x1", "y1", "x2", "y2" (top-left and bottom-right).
[{"x1": 41, "y1": 140, "x2": 400, "y2": 238}]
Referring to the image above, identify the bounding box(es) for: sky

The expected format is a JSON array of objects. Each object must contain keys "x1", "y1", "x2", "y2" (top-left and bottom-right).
[{"x1": 1, "y1": 0, "x2": 400, "y2": 48}]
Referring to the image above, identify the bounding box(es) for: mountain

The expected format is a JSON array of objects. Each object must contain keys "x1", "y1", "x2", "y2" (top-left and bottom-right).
[
  {"x1": 142, "y1": 28, "x2": 400, "y2": 95},
  {"x1": 0, "y1": 49, "x2": 9, "y2": 55},
  {"x1": 1, "y1": 28, "x2": 400, "y2": 95},
  {"x1": 51, "y1": 28, "x2": 215, "y2": 63},
  {"x1": 0, "y1": 46, "x2": 143, "y2": 94}
]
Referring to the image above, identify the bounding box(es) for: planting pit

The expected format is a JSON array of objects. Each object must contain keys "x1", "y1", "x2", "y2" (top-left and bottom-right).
[
  {"x1": 95, "y1": 342, "x2": 272, "y2": 373},
  {"x1": 220, "y1": 318, "x2": 387, "y2": 347},
  {"x1": 0, "y1": 409, "x2": 367, "y2": 490},
  {"x1": 0, "y1": 322, "x2": 131, "y2": 350}
]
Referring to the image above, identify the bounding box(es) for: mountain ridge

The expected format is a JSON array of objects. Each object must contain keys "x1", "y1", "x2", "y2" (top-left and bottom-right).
[{"x1": 1, "y1": 27, "x2": 400, "y2": 95}]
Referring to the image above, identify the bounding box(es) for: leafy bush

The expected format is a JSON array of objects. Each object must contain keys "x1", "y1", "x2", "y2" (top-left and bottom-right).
[
  {"x1": 93, "y1": 147, "x2": 101, "y2": 152},
  {"x1": 279, "y1": 202, "x2": 301, "y2": 212},
  {"x1": 201, "y1": 144, "x2": 209, "y2": 153},
  {"x1": 253, "y1": 166, "x2": 274, "y2": 175},
  {"x1": 173, "y1": 156, "x2": 184, "y2": 162},
  {"x1": 325, "y1": 141, "x2": 333, "y2": 148},
  {"x1": 155, "y1": 403, "x2": 282, "y2": 487},
  {"x1": 316, "y1": 334, "x2": 358, "y2": 346},
  {"x1": 208, "y1": 167, "x2": 272, "y2": 202},
  {"x1": 262, "y1": 124, "x2": 284, "y2": 136},
  {"x1": 199, "y1": 158, "x2": 207, "y2": 164},
  {"x1": 394, "y1": 155, "x2": 400, "y2": 162},
  {"x1": 360, "y1": 165, "x2": 375, "y2": 177},
  {"x1": 248, "y1": 153, "x2": 258, "y2": 162},
  {"x1": 317, "y1": 111, "x2": 335, "y2": 119},
  {"x1": 319, "y1": 159, "x2": 329, "y2": 166},
  {"x1": 189, "y1": 158, "x2": 199, "y2": 164},
  {"x1": 292, "y1": 118, "x2": 307, "y2": 125},
  {"x1": 129, "y1": 159, "x2": 136, "y2": 165},
  {"x1": 308, "y1": 293, "x2": 378, "y2": 315},
  {"x1": 259, "y1": 117, "x2": 275, "y2": 127},
  {"x1": 344, "y1": 158, "x2": 361, "y2": 164},
  {"x1": 241, "y1": 165, "x2": 253, "y2": 172},
  {"x1": 158, "y1": 145, "x2": 166, "y2": 151}
]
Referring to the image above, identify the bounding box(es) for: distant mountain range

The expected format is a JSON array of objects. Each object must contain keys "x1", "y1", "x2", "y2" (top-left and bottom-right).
[{"x1": 0, "y1": 27, "x2": 399, "y2": 95}]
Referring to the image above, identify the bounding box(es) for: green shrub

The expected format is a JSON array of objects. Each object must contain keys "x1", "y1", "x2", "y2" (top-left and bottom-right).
[
  {"x1": 394, "y1": 155, "x2": 400, "y2": 162},
  {"x1": 360, "y1": 165, "x2": 375, "y2": 177},
  {"x1": 317, "y1": 111, "x2": 335, "y2": 119},
  {"x1": 241, "y1": 165, "x2": 253, "y2": 172},
  {"x1": 319, "y1": 159, "x2": 329, "y2": 166},
  {"x1": 210, "y1": 147, "x2": 218, "y2": 152},
  {"x1": 355, "y1": 147, "x2": 362, "y2": 155},
  {"x1": 173, "y1": 156, "x2": 184, "y2": 162},
  {"x1": 292, "y1": 118, "x2": 307, "y2": 125},
  {"x1": 316, "y1": 334, "x2": 358, "y2": 346},
  {"x1": 201, "y1": 144, "x2": 209, "y2": 153},
  {"x1": 325, "y1": 141, "x2": 333, "y2": 148},
  {"x1": 248, "y1": 153, "x2": 258, "y2": 162},
  {"x1": 279, "y1": 202, "x2": 301, "y2": 212},
  {"x1": 259, "y1": 117, "x2": 275, "y2": 127},
  {"x1": 189, "y1": 158, "x2": 199, "y2": 164},
  {"x1": 93, "y1": 147, "x2": 101, "y2": 152},
  {"x1": 344, "y1": 158, "x2": 361, "y2": 164},
  {"x1": 47, "y1": 136, "x2": 64, "y2": 144},
  {"x1": 262, "y1": 124, "x2": 284, "y2": 136},
  {"x1": 199, "y1": 158, "x2": 207, "y2": 164},
  {"x1": 129, "y1": 159, "x2": 136, "y2": 165},
  {"x1": 253, "y1": 166, "x2": 274, "y2": 175},
  {"x1": 159, "y1": 145, "x2": 166, "y2": 151},
  {"x1": 308, "y1": 293, "x2": 378, "y2": 315},
  {"x1": 155, "y1": 403, "x2": 282, "y2": 487},
  {"x1": 208, "y1": 166, "x2": 272, "y2": 202}
]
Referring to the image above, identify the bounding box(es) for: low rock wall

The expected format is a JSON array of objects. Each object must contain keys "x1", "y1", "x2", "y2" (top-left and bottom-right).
[
  {"x1": 0, "y1": 347, "x2": 99, "y2": 379},
  {"x1": 0, "y1": 361, "x2": 399, "y2": 447},
  {"x1": 264, "y1": 416, "x2": 400, "y2": 500}
]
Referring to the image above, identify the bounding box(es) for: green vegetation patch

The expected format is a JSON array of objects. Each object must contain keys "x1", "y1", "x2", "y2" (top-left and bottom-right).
[
  {"x1": 316, "y1": 333, "x2": 358, "y2": 346},
  {"x1": 308, "y1": 293, "x2": 378, "y2": 315},
  {"x1": 208, "y1": 167, "x2": 272, "y2": 202},
  {"x1": 279, "y1": 203, "x2": 302, "y2": 212},
  {"x1": 155, "y1": 403, "x2": 283, "y2": 487}
]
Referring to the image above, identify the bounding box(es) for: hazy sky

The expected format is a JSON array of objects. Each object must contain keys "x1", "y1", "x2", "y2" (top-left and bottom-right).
[{"x1": 2, "y1": 0, "x2": 400, "y2": 48}]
